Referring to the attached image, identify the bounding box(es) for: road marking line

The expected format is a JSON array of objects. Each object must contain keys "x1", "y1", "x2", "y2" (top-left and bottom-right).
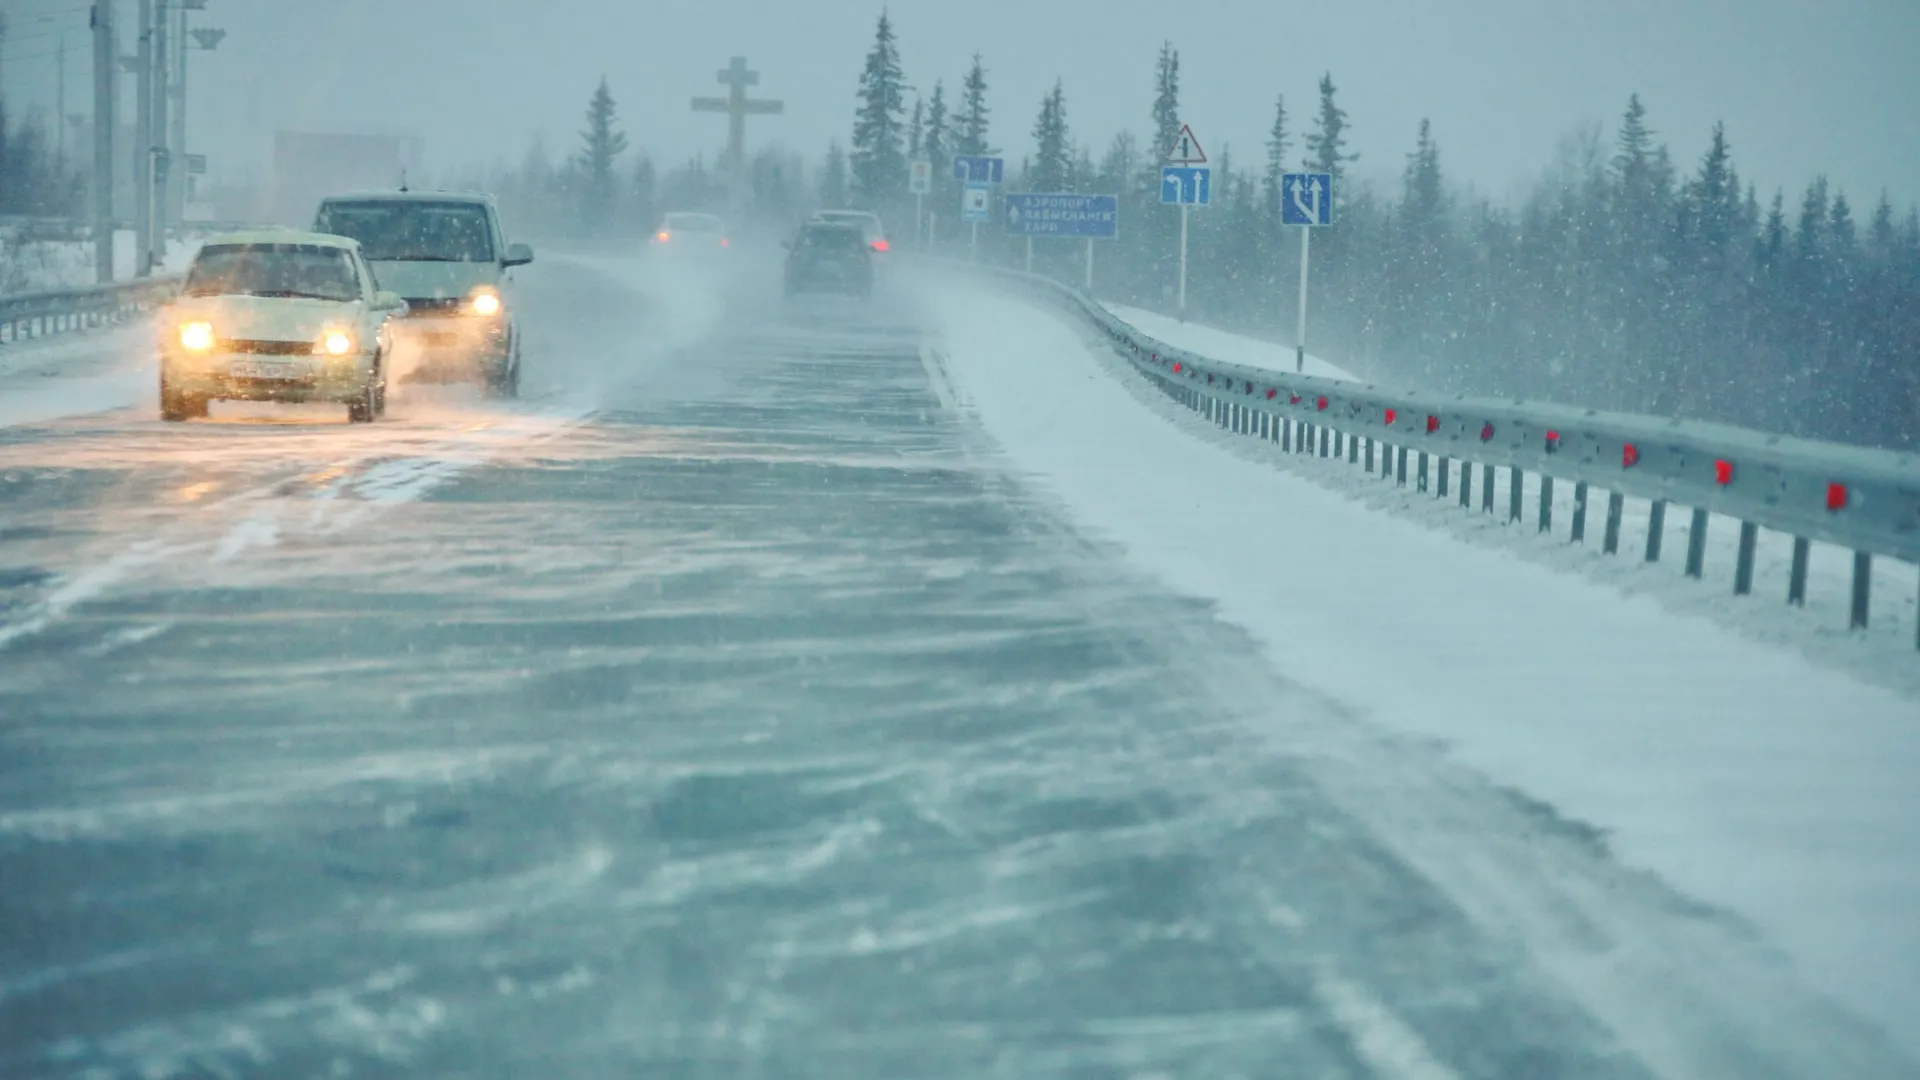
[{"x1": 918, "y1": 338, "x2": 961, "y2": 412}]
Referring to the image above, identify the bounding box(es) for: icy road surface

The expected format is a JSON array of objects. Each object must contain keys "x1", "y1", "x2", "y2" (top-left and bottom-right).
[{"x1": 0, "y1": 256, "x2": 1912, "y2": 1079}]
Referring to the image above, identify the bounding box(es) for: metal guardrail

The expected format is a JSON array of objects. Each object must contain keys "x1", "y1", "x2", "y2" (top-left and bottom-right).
[
  {"x1": 969, "y1": 264, "x2": 1920, "y2": 648},
  {"x1": 0, "y1": 276, "x2": 182, "y2": 345}
]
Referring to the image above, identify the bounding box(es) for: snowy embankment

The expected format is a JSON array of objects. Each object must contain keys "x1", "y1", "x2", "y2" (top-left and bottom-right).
[
  {"x1": 1102, "y1": 302, "x2": 1360, "y2": 382},
  {"x1": 931, "y1": 282, "x2": 1920, "y2": 1061}
]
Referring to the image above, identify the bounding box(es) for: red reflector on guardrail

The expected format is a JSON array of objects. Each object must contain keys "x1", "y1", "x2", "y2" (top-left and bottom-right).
[
  {"x1": 1171, "y1": 362, "x2": 1181, "y2": 373},
  {"x1": 1545, "y1": 430, "x2": 1560, "y2": 452},
  {"x1": 1384, "y1": 408, "x2": 1397, "y2": 425},
  {"x1": 1715, "y1": 460, "x2": 1734, "y2": 485},
  {"x1": 1266, "y1": 389, "x2": 1277, "y2": 400},
  {"x1": 1426, "y1": 415, "x2": 1439, "y2": 434},
  {"x1": 1316, "y1": 397, "x2": 1328, "y2": 411},
  {"x1": 1290, "y1": 394, "x2": 1301, "y2": 405},
  {"x1": 1827, "y1": 482, "x2": 1848, "y2": 510},
  {"x1": 1480, "y1": 423, "x2": 1494, "y2": 442},
  {"x1": 1623, "y1": 443, "x2": 1640, "y2": 468}
]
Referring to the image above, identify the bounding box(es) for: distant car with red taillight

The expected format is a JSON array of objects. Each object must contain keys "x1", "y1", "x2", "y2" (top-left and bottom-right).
[{"x1": 651, "y1": 212, "x2": 731, "y2": 253}]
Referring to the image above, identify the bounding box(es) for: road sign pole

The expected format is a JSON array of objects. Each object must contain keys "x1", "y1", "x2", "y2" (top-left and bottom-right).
[
  {"x1": 1295, "y1": 225, "x2": 1311, "y2": 373},
  {"x1": 969, "y1": 221, "x2": 978, "y2": 263},
  {"x1": 1025, "y1": 236, "x2": 1033, "y2": 274},
  {"x1": 915, "y1": 192, "x2": 924, "y2": 249},
  {"x1": 1085, "y1": 237, "x2": 1094, "y2": 292},
  {"x1": 1178, "y1": 203, "x2": 1190, "y2": 317}
]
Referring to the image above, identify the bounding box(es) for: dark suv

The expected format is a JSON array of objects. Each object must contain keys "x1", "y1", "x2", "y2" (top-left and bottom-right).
[{"x1": 783, "y1": 223, "x2": 874, "y2": 298}]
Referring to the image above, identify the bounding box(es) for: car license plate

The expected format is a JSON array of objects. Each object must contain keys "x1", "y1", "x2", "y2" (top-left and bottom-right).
[{"x1": 228, "y1": 359, "x2": 300, "y2": 379}]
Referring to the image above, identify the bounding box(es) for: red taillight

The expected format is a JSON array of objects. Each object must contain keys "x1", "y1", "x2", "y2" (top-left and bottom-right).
[
  {"x1": 871, "y1": 240, "x2": 890, "y2": 252},
  {"x1": 1715, "y1": 459, "x2": 1734, "y2": 485},
  {"x1": 1826, "y1": 482, "x2": 1848, "y2": 511},
  {"x1": 656, "y1": 230, "x2": 670, "y2": 242},
  {"x1": 1623, "y1": 443, "x2": 1640, "y2": 468},
  {"x1": 721, "y1": 237, "x2": 730, "y2": 247}
]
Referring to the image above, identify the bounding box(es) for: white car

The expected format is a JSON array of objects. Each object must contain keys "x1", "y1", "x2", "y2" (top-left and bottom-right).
[
  {"x1": 157, "y1": 231, "x2": 407, "y2": 423},
  {"x1": 810, "y1": 210, "x2": 890, "y2": 253}
]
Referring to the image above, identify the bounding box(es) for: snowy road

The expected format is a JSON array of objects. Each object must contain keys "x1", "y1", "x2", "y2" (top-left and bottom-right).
[{"x1": 0, "y1": 256, "x2": 1913, "y2": 1079}]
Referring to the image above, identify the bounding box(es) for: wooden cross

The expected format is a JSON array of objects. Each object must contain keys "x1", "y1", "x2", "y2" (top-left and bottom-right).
[{"x1": 691, "y1": 57, "x2": 784, "y2": 171}]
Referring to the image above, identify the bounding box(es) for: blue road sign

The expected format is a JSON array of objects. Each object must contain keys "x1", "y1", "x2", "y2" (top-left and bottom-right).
[
  {"x1": 1281, "y1": 171, "x2": 1334, "y2": 226},
  {"x1": 1003, "y1": 193, "x2": 1119, "y2": 238},
  {"x1": 960, "y1": 182, "x2": 992, "y2": 224},
  {"x1": 1159, "y1": 166, "x2": 1211, "y2": 206},
  {"x1": 953, "y1": 155, "x2": 1005, "y2": 185}
]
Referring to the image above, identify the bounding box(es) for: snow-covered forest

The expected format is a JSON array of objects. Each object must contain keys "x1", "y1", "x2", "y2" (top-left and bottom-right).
[{"x1": 478, "y1": 13, "x2": 1917, "y2": 450}]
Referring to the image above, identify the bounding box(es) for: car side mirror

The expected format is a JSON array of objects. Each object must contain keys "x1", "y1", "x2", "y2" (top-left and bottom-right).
[
  {"x1": 503, "y1": 242, "x2": 534, "y2": 267},
  {"x1": 372, "y1": 290, "x2": 407, "y2": 312}
]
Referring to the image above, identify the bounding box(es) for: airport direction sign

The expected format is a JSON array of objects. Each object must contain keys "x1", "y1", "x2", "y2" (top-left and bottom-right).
[{"x1": 1003, "y1": 193, "x2": 1119, "y2": 238}]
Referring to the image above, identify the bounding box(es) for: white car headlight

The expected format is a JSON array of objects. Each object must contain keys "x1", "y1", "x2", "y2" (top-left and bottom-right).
[
  {"x1": 318, "y1": 330, "x2": 355, "y2": 356},
  {"x1": 469, "y1": 288, "x2": 501, "y2": 317},
  {"x1": 179, "y1": 321, "x2": 215, "y2": 351}
]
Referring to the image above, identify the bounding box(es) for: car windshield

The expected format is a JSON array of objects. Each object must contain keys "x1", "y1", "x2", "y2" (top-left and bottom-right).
[
  {"x1": 796, "y1": 227, "x2": 865, "y2": 251},
  {"x1": 664, "y1": 214, "x2": 723, "y2": 233},
  {"x1": 182, "y1": 244, "x2": 360, "y2": 301},
  {"x1": 315, "y1": 200, "x2": 496, "y2": 262}
]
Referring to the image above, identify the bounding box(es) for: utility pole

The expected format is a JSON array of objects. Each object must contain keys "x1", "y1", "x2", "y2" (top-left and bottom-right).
[
  {"x1": 149, "y1": 0, "x2": 171, "y2": 272},
  {"x1": 134, "y1": 0, "x2": 153, "y2": 277},
  {"x1": 91, "y1": 3, "x2": 116, "y2": 282},
  {"x1": 57, "y1": 32, "x2": 68, "y2": 165}
]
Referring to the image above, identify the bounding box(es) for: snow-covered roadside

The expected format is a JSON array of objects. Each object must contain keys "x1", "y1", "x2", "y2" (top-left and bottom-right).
[
  {"x1": 0, "y1": 321, "x2": 155, "y2": 428},
  {"x1": 1102, "y1": 302, "x2": 1360, "y2": 382},
  {"x1": 930, "y1": 283, "x2": 1920, "y2": 1061}
]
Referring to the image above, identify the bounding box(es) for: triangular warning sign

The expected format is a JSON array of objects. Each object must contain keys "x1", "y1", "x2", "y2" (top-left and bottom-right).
[{"x1": 1166, "y1": 123, "x2": 1207, "y2": 165}]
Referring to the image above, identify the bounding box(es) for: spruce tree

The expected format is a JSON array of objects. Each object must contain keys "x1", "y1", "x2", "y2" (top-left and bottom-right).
[
  {"x1": 955, "y1": 54, "x2": 992, "y2": 156},
  {"x1": 908, "y1": 98, "x2": 925, "y2": 160},
  {"x1": 1611, "y1": 94, "x2": 1655, "y2": 202},
  {"x1": 1869, "y1": 191, "x2": 1896, "y2": 256},
  {"x1": 1829, "y1": 191, "x2": 1857, "y2": 253},
  {"x1": 1303, "y1": 73, "x2": 1356, "y2": 183},
  {"x1": 574, "y1": 77, "x2": 629, "y2": 227},
  {"x1": 850, "y1": 10, "x2": 910, "y2": 211},
  {"x1": 631, "y1": 152, "x2": 656, "y2": 233},
  {"x1": 1261, "y1": 94, "x2": 1289, "y2": 223},
  {"x1": 819, "y1": 140, "x2": 850, "y2": 209},
  {"x1": 1401, "y1": 119, "x2": 1445, "y2": 231},
  {"x1": 1029, "y1": 80, "x2": 1070, "y2": 192},
  {"x1": 924, "y1": 81, "x2": 949, "y2": 167},
  {"x1": 1150, "y1": 43, "x2": 1181, "y2": 163}
]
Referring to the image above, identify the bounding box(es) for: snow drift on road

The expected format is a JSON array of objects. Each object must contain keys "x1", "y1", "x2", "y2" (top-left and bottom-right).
[{"x1": 932, "y1": 282, "x2": 1920, "y2": 1062}]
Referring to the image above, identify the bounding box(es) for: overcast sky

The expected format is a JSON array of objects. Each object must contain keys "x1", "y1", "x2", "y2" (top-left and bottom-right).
[{"x1": 5, "y1": 0, "x2": 1917, "y2": 209}]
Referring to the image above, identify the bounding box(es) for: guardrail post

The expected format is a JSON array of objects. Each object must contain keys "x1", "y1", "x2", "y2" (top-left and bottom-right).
[
  {"x1": 1539, "y1": 476, "x2": 1554, "y2": 533},
  {"x1": 1850, "y1": 553, "x2": 1871, "y2": 630},
  {"x1": 1482, "y1": 465, "x2": 1494, "y2": 514},
  {"x1": 1347, "y1": 434, "x2": 1358, "y2": 464},
  {"x1": 1788, "y1": 537, "x2": 1810, "y2": 605},
  {"x1": 1603, "y1": 492, "x2": 1624, "y2": 553},
  {"x1": 1417, "y1": 452, "x2": 1430, "y2": 492},
  {"x1": 1571, "y1": 481, "x2": 1588, "y2": 543},
  {"x1": 1437, "y1": 457, "x2": 1450, "y2": 498},
  {"x1": 1646, "y1": 500, "x2": 1667, "y2": 562},
  {"x1": 1282, "y1": 419, "x2": 1292, "y2": 452},
  {"x1": 1459, "y1": 459, "x2": 1472, "y2": 506},
  {"x1": 1685, "y1": 507, "x2": 1709, "y2": 578},
  {"x1": 1734, "y1": 522, "x2": 1758, "y2": 595},
  {"x1": 1508, "y1": 467, "x2": 1524, "y2": 523},
  {"x1": 1396, "y1": 446, "x2": 1408, "y2": 486},
  {"x1": 1319, "y1": 427, "x2": 1330, "y2": 458}
]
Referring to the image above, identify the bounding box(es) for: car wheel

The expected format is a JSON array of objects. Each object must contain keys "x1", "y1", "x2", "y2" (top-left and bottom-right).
[
  {"x1": 371, "y1": 352, "x2": 389, "y2": 418},
  {"x1": 158, "y1": 366, "x2": 207, "y2": 422},
  {"x1": 346, "y1": 376, "x2": 378, "y2": 423}
]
